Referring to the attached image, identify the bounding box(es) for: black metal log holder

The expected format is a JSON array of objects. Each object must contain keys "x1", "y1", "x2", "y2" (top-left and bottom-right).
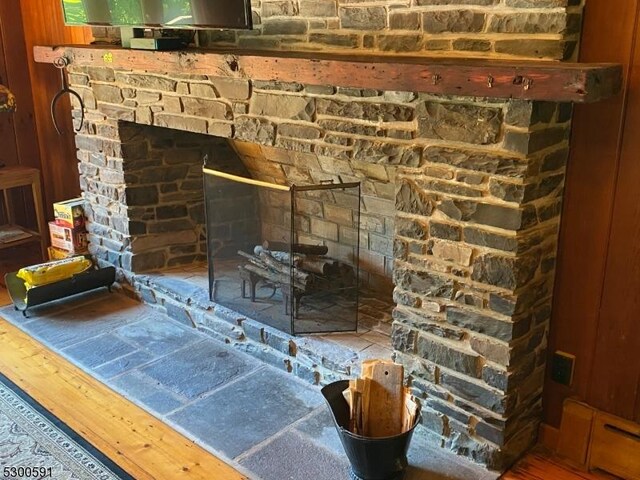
[
  {"x1": 5, "y1": 262, "x2": 116, "y2": 317},
  {"x1": 322, "y1": 380, "x2": 420, "y2": 480}
]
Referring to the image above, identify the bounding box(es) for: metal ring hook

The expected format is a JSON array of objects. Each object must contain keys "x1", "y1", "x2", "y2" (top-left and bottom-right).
[{"x1": 51, "y1": 56, "x2": 85, "y2": 135}]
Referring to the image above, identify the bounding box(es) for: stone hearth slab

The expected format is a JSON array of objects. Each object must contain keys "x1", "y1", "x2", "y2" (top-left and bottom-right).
[
  {"x1": 114, "y1": 316, "x2": 203, "y2": 356},
  {"x1": 239, "y1": 430, "x2": 351, "y2": 480},
  {"x1": 0, "y1": 291, "x2": 499, "y2": 480},
  {"x1": 62, "y1": 333, "x2": 138, "y2": 369},
  {"x1": 137, "y1": 340, "x2": 257, "y2": 401},
  {"x1": 168, "y1": 366, "x2": 322, "y2": 458},
  {"x1": 94, "y1": 350, "x2": 156, "y2": 379},
  {"x1": 111, "y1": 369, "x2": 187, "y2": 415}
]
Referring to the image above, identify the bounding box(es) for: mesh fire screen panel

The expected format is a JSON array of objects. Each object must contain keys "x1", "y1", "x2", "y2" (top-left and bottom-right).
[{"x1": 204, "y1": 165, "x2": 360, "y2": 335}]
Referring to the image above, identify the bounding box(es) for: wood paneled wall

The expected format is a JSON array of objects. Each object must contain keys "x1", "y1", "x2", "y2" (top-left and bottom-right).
[
  {"x1": 15, "y1": 0, "x2": 91, "y2": 211},
  {"x1": 544, "y1": 0, "x2": 640, "y2": 426},
  {"x1": 0, "y1": 1, "x2": 40, "y2": 171}
]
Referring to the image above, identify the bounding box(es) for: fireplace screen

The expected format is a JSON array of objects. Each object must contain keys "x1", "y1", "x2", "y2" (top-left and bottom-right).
[{"x1": 204, "y1": 165, "x2": 360, "y2": 335}]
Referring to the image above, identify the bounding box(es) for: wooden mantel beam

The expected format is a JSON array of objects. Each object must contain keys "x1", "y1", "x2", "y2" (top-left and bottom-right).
[{"x1": 34, "y1": 45, "x2": 622, "y2": 103}]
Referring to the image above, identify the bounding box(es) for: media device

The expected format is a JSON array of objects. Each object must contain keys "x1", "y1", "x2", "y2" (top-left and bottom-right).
[{"x1": 62, "y1": 0, "x2": 253, "y2": 30}]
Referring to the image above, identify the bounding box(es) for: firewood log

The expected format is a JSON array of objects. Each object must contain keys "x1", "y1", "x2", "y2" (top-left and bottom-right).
[{"x1": 262, "y1": 240, "x2": 329, "y2": 256}]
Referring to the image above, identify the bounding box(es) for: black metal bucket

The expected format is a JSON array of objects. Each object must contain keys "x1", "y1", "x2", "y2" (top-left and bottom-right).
[{"x1": 321, "y1": 380, "x2": 420, "y2": 480}]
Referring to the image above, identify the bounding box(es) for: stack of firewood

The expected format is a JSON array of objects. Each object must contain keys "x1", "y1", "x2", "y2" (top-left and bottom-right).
[
  {"x1": 238, "y1": 241, "x2": 356, "y2": 292},
  {"x1": 345, "y1": 360, "x2": 419, "y2": 437}
]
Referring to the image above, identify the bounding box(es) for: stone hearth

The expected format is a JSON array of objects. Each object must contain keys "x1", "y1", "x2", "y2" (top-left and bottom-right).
[{"x1": 51, "y1": 0, "x2": 598, "y2": 472}]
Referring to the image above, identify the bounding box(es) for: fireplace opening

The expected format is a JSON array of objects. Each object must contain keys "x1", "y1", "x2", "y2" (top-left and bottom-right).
[
  {"x1": 104, "y1": 122, "x2": 394, "y2": 351},
  {"x1": 204, "y1": 161, "x2": 362, "y2": 335}
]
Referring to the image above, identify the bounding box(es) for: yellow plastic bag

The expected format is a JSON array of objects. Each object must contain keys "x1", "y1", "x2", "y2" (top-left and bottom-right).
[{"x1": 17, "y1": 257, "x2": 92, "y2": 287}]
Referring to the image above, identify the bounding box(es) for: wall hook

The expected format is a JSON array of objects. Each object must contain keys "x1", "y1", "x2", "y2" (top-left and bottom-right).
[{"x1": 51, "y1": 56, "x2": 85, "y2": 135}]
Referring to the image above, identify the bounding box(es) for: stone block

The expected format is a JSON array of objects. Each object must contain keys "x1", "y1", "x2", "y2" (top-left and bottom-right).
[
  {"x1": 425, "y1": 397, "x2": 471, "y2": 426},
  {"x1": 310, "y1": 218, "x2": 339, "y2": 241},
  {"x1": 209, "y1": 78, "x2": 250, "y2": 100},
  {"x1": 494, "y1": 39, "x2": 566, "y2": 60},
  {"x1": 394, "y1": 308, "x2": 465, "y2": 341},
  {"x1": 98, "y1": 103, "x2": 135, "y2": 122},
  {"x1": 164, "y1": 300, "x2": 193, "y2": 327},
  {"x1": 278, "y1": 123, "x2": 322, "y2": 139},
  {"x1": 423, "y1": 10, "x2": 486, "y2": 34},
  {"x1": 309, "y1": 33, "x2": 360, "y2": 48},
  {"x1": 123, "y1": 250, "x2": 167, "y2": 272},
  {"x1": 453, "y1": 39, "x2": 492, "y2": 52},
  {"x1": 394, "y1": 268, "x2": 455, "y2": 299},
  {"x1": 504, "y1": 127, "x2": 570, "y2": 155},
  {"x1": 323, "y1": 204, "x2": 353, "y2": 225},
  {"x1": 234, "y1": 116, "x2": 276, "y2": 145},
  {"x1": 395, "y1": 352, "x2": 438, "y2": 383},
  {"x1": 299, "y1": 0, "x2": 337, "y2": 17},
  {"x1": 469, "y1": 335, "x2": 512, "y2": 366},
  {"x1": 317, "y1": 98, "x2": 414, "y2": 122},
  {"x1": 241, "y1": 319, "x2": 265, "y2": 344},
  {"x1": 92, "y1": 83, "x2": 123, "y2": 104},
  {"x1": 416, "y1": 335, "x2": 481, "y2": 378},
  {"x1": 463, "y1": 227, "x2": 518, "y2": 252},
  {"x1": 208, "y1": 121, "x2": 234, "y2": 138},
  {"x1": 125, "y1": 185, "x2": 159, "y2": 206},
  {"x1": 318, "y1": 119, "x2": 378, "y2": 137},
  {"x1": 446, "y1": 307, "x2": 530, "y2": 342},
  {"x1": 293, "y1": 362, "x2": 320, "y2": 385},
  {"x1": 391, "y1": 322, "x2": 417, "y2": 352},
  {"x1": 418, "y1": 102, "x2": 502, "y2": 145},
  {"x1": 419, "y1": 407, "x2": 448, "y2": 435},
  {"x1": 395, "y1": 217, "x2": 427, "y2": 240},
  {"x1": 116, "y1": 73, "x2": 177, "y2": 92},
  {"x1": 340, "y1": 6, "x2": 386, "y2": 30},
  {"x1": 429, "y1": 222, "x2": 461, "y2": 241},
  {"x1": 156, "y1": 205, "x2": 187, "y2": 220},
  {"x1": 440, "y1": 372, "x2": 514, "y2": 415},
  {"x1": 396, "y1": 181, "x2": 434, "y2": 215},
  {"x1": 466, "y1": 203, "x2": 528, "y2": 231},
  {"x1": 263, "y1": 18, "x2": 308, "y2": 35},
  {"x1": 488, "y1": 12, "x2": 567, "y2": 34},
  {"x1": 353, "y1": 141, "x2": 422, "y2": 167},
  {"x1": 389, "y1": 11, "x2": 420, "y2": 30},
  {"x1": 471, "y1": 253, "x2": 539, "y2": 290},
  {"x1": 425, "y1": 147, "x2": 529, "y2": 179},
  {"x1": 431, "y1": 241, "x2": 473, "y2": 266},
  {"x1": 155, "y1": 114, "x2": 208, "y2": 134},
  {"x1": 378, "y1": 35, "x2": 424, "y2": 52},
  {"x1": 182, "y1": 97, "x2": 232, "y2": 119}
]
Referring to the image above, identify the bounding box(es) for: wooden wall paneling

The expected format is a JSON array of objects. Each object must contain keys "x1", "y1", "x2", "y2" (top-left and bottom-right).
[
  {"x1": 587, "y1": 21, "x2": 640, "y2": 421},
  {"x1": 0, "y1": 27, "x2": 19, "y2": 170},
  {"x1": 0, "y1": 1, "x2": 40, "y2": 170},
  {"x1": 18, "y1": 0, "x2": 91, "y2": 212},
  {"x1": 0, "y1": 11, "x2": 25, "y2": 227},
  {"x1": 543, "y1": 0, "x2": 640, "y2": 427}
]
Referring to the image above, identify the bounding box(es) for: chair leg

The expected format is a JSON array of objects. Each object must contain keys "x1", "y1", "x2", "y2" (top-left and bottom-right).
[{"x1": 30, "y1": 173, "x2": 48, "y2": 261}]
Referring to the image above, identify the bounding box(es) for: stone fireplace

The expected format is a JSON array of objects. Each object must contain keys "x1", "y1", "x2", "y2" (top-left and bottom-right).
[
  {"x1": 35, "y1": 0, "x2": 624, "y2": 472},
  {"x1": 68, "y1": 65, "x2": 567, "y2": 470}
]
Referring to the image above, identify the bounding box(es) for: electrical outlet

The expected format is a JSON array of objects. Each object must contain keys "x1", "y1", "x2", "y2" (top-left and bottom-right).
[{"x1": 551, "y1": 351, "x2": 575, "y2": 386}]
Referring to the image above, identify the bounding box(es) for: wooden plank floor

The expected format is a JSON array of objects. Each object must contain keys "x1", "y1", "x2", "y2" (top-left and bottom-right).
[
  {"x1": 0, "y1": 287, "x2": 621, "y2": 480},
  {"x1": 503, "y1": 450, "x2": 619, "y2": 480},
  {"x1": 0, "y1": 290, "x2": 247, "y2": 480}
]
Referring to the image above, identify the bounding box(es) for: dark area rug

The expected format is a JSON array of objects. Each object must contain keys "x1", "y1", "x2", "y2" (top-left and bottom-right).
[{"x1": 0, "y1": 372, "x2": 133, "y2": 480}]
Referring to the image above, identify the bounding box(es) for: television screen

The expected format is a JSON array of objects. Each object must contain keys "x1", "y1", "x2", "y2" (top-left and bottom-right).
[{"x1": 62, "y1": 0, "x2": 252, "y2": 29}]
